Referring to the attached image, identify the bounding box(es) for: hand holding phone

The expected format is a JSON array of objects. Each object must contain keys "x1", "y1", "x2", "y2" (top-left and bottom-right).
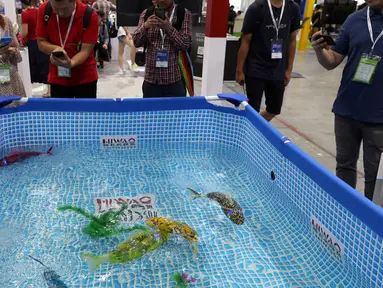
[
  {"x1": 311, "y1": 32, "x2": 334, "y2": 52},
  {"x1": 317, "y1": 34, "x2": 336, "y2": 46},
  {"x1": 154, "y1": 7, "x2": 166, "y2": 20},
  {"x1": 52, "y1": 51, "x2": 65, "y2": 59}
]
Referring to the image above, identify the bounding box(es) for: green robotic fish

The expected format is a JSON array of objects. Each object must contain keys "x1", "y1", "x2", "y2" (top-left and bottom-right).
[{"x1": 58, "y1": 203, "x2": 149, "y2": 238}]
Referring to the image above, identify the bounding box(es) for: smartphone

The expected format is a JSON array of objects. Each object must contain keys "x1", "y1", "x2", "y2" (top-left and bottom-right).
[
  {"x1": 52, "y1": 51, "x2": 65, "y2": 58},
  {"x1": 318, "y1": 35, "x2": 336, "y2": 46},
  {"x1": 154, "y1": 7, "x2": 166, "y2": 20}
]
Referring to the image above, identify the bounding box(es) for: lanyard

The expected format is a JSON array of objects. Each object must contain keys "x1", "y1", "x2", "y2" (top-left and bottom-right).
[
  {"x1": 266, "y1": 0, "x2": 285, "y2": 39},
  {"x1": 159, "y1": 5, "x2": 176, "y2": 49},
  {"x1": 367, "y1": 7, "x2": 383, "y2": 53},
  {"x1": 57, "y1": 3, "x2": 76, "y2": 48}
]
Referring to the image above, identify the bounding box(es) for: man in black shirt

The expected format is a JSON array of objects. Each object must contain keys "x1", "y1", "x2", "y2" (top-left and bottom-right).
[
  {"x1": 228, "y1": 5, "x2": 237, "y2": 35},
  {"x1": 236, "y1": 0, "x2": 301, "y2": 121}
]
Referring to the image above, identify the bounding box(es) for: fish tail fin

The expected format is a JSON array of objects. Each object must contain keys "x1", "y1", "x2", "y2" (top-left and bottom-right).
[
  {"x1": 57, "y1": 205, "x2": 92, "y2": 219},
  {"x1": 28, "y1": 255, "x2": 47, "y2": 267},
  {"x1": 191, "y1": 242, "x2": 198, "y2": 254},
  {"x1": 81, "y1": 254, "x2": 106, "y2": 273},
  {"x1": 47, "y1": 146, "x2": 54, "y2": 155},
  {"x1": 187, "y1": 188, "x2": 202, "y2": 200}
]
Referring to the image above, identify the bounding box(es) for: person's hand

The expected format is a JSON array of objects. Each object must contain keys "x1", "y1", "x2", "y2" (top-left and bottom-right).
[
  {"x1": 50, "y1": 47, "x2": 72, "y2": 69},
  {"x1": 285, "y1": 70, "x2": 292, "y2": 87},
  {"x1": 144, "y1": 15, "x2": 159, "y2": 30},
  {"x1": 0, "y1": 44, "x2": 11, "y2": 55},
  {"x1": 311, "y1": 31, "x2": 328, "y2": 52},
  {"x1": 236, "y1": 70, "x2": 245, "y2": 86},
  {"x1": 155, "y1": 16, "x2": 172, "y2": 31},
  {"x1": 7, "y1": 47, "x2": 17, "y2": 55},
  {"x1": 102, "y1": 44, "x2": 108, "y2": 50}
]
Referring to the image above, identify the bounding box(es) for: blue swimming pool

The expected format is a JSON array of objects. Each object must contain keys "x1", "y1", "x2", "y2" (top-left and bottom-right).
[{"x1": 0, "y1": 95, "x2": 382, "y2": 288}]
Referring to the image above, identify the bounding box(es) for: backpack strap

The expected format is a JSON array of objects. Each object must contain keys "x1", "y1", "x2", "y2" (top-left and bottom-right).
[
  {"x1": 44, "y1": 2, "x2": 93, "y2": 30},
  {"x1": 83, "y1": 6, "x2": 94, "y2": 30},
  {"x1": 44, "y1": 1, "x2": 52, "y2": 24},
  {"x1": 173, "y1": 6, "x2": 186, "y2": 31}
]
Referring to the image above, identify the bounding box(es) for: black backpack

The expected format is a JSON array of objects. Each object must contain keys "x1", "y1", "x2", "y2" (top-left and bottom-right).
[
  {"x1": 44, "y1": 2, "x2": 94, "y2": 50},
  {"x1": 135, "y1": 5, "x2": 188, "y2": 67},
  {"x1": 109, "y1": 19, "x2": 118, "y2": 38}
]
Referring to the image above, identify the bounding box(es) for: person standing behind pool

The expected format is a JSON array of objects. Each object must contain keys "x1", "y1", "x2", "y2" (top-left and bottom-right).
[
  {"x1": 133, "y1": 0, "x2": 192, "y2": 98},
  {"x1": 311, "y1": 0, "x2": 383, "y2": 201},
  {"x1": 36, "y1": 0, "x2": 99, "y2": 98},
  {"x1": 117, "y1": 26, "x2": 138, "y2": 75},
  {"x1": 21, "y1": 0, "x2": 50, "y2": 97},
  {"x1": 236, "y1": 0, "x2": 300, "y2": 122},
  {"x1": 0, "y1": 9, "x2": 26, "y2": 96}
]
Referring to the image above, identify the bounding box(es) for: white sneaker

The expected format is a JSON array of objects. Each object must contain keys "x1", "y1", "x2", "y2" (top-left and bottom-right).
[
  {"x1": 119, "y1": 69, "x2": 127, "y2": 75},
  {"x1": 131, "y1": 63, "x2": 139, "y2": 72}
]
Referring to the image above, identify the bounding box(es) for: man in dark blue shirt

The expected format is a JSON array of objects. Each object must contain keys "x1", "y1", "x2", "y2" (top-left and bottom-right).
[
  {"x1": 312, "y1": 1, "x2": 383, "y2": 201},
  {"x1": 236, "y1": 0, "x2": 301, "y2": 122}
]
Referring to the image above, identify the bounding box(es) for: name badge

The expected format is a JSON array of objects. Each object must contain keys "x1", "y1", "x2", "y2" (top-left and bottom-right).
[
  {"x1": 58, "y1": 66, "x2": 71, "y2": 78},
  {"x1": 271, "y1": 39, "x2": 283, "y2": 59},
  {"x1": 0, "y1": 65, "x2": 11, "y2": 84},
  {"x1": 156, "y1": 50, "x2": 169, "y2": 68},
  {"x1": 353, "y1": 53, "x2": 381, "y2": 84}
]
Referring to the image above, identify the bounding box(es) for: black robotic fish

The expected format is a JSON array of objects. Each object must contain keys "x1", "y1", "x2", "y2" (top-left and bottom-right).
[{"x1": 29, "y1": 255, "x2": 69, "y2": 288}]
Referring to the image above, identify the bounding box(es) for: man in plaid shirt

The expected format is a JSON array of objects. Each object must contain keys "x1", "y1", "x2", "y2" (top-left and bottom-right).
[
  {"x1": 92, "y1": 0, "x2": 115, "y2": 22},
  {"x1": 133, "y1": 0, "x2": 192, "y2": 98}
]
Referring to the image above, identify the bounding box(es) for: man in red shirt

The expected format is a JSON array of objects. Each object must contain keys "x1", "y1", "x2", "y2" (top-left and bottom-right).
[{"x1": 36, "y1": 0, "x2": 99, "y2": 98}]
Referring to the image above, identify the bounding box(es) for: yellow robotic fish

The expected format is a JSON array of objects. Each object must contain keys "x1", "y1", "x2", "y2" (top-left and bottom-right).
[{"x1": 145, "y1": 217, "x2": 199, "y2": 254}]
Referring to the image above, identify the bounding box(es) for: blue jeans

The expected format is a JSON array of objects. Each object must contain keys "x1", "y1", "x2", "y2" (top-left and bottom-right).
[{"x1": 335, "y1": 115, "x2": 383, "y2": 200}]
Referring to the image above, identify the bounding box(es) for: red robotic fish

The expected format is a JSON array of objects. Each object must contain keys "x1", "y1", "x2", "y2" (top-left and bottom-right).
[{"x1": 0, "y1": 147, "x2": 53, "y2": 167}]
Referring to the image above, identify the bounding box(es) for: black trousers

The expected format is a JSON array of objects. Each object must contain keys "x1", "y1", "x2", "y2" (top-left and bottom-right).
[
  {"x1": 335, "y1": 115, "x2": 383, "y2": 200},
  {"x1": 50, "y1": 81, "x2": 98, "y2": 98},
  {"x1": 143, "y1": 80, "x2": 186, "y2": 98},
  {"x1": 228, "y1": 24, "x2": 234, "y2": 35}
]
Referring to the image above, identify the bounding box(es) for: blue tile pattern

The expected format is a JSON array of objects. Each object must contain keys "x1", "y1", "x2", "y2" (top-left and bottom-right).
[{"x1": 0, "y1": 110, "x2": 381, "y2": 288}]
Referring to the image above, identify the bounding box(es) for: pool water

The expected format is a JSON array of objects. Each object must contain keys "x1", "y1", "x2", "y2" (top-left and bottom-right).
[{"x1": 0, "y1": 143, "x2": 371, "y2": 288}]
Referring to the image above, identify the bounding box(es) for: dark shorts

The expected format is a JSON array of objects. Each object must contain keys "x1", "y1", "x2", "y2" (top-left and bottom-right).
[
  {"x1": 50, "y1": 81, "x2": 97, "y2": 98},
  {"x1": 245, "y1": 76, "x2": 285, "y2": 115}
]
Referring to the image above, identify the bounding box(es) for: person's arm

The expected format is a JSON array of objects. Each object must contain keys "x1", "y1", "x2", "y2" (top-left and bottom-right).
[
  {"x1": 285, "y1": 30, "x2": 297, "y2": 86},
  {"x1": 312, "y1": 14, "x2": 351, "y2": 70},
  {"x1": 313, "y1": 40, "x2": 345, "y2": 70},
  {"x1": 50, "y1": 11, "x2": 98, "y2": 68},
  {"x1": 284, "y1": 4, "x2": 302, "y2": 86},
  {"x1": 133, "y1": 10, "x2": 151, "y2": 48},
  {"x1": 3, "y1": 17, "x2": 22, "y2": 65},
  {"x1": 71, "y1": 10, "x2": 99, "y2": 68},
  {"x1": 36, "y1": 4, "x2": 61, "y2": 54},
  {"x1": 157, "y1": 9, "x2": 192, "y2": 51},
  {"x1": 236, "y1": 33, "x2": 252, "y2": 85},
  {"x1": 37, "y1": 37, "x2": 62, "y2": 54},
  {"x1": 21, "y1": 23, "x2": 28, "y2": 40},
  {"x1": 109, "y1": 2, "x2": 116, "y2": 12},
  {"x1": 20, "y1": 11, "x2": 29, "y2": 43},
  {"x1": 103, "y1": 24, "x2": 109, "y2": 46},
  {"x1": 70, "y1": 43, "x2": 95, "y2": 67},
  {"x1": 312, "y1": 32, "x2": 345, "y2": 70},
  {"x1": 235, "y1": 3, "x2": 257, "y2": 85}
]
